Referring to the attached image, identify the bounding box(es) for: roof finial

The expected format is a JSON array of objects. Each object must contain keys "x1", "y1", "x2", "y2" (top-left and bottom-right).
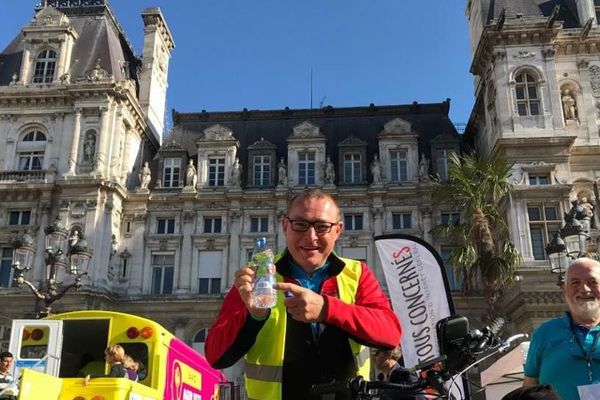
[{"x1": 44, "y1": 0, "x2": 48, "y2": 7}]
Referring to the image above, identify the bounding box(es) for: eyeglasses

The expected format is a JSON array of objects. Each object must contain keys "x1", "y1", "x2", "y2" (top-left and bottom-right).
[{"x1": 286, "y1": 218, "x2": 339, "y2": 234}]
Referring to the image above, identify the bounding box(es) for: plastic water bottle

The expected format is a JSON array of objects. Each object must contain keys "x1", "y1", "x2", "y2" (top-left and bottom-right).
[{"x1": 251, "y1": 237, "x2": 277, "y2": 309}]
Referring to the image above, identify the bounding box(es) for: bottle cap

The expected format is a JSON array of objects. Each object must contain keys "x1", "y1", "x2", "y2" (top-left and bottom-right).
[{"x1": 255, "y1": 237, "x2": 267, "y2": 248}]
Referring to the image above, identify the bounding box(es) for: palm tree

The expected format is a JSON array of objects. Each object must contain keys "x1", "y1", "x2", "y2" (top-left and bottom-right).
[{"x1": 432, "y1": 151, "x2": 521, "y2": 319}]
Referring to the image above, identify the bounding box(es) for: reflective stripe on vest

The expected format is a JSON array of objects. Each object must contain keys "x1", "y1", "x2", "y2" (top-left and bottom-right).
[{"x1": 245, "y1": 256, "x2": 370, "y2": 399}]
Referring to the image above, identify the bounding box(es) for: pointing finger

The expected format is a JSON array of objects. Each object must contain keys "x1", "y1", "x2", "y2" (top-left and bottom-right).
[{"x1": 274, "y1": 282, "x2": 305, "y2": 294}]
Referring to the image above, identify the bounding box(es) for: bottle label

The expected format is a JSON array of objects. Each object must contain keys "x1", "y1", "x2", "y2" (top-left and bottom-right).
[{"x1": 254, "y1": 250, "x2": 274, "y2": 276}]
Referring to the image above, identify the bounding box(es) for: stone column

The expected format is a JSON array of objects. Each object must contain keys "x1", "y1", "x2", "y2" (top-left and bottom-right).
[
  {"x1": 541, "y1": 48, "x2": 562, "y2": 130},
  {"x1": 66, "y1": 109, "x2": 82, "y2": 175},
  {"x1": 109, "y1": 112, "x2": 124, "y2": 180},
  {"x1": 276, "y1": 210, "x2": 287, "y2": 253},
  {"x1": 18, "y1": 47, "x2": 31, "y2": 84},
  {"x1": 56, "y1": 38, "x2": 68, "y2": 80},
  {"x1": 128, "y1": 214, "x2": 147, "y2": 293},
  {"x1": 177, "y1": 210, "x2": 195, "y2": 292},
  {"x1": 372, "y1": 207, "x2": 383, "y2": 236},
  {"x1": 577, "y1": 59, "x2": 595, "y2": 139},
  {"x1": 120, "y1": 127, "x2": 131, "y2": 185},
  {"x1": 227, "y1": 210, "x2": 242, "y2": 287},
  {"x1": 94, "y1": 107, "x2": 111, "y2": 176},
  {"x1": 422, "y1": 207, "x2": 433, "y2": 244}
]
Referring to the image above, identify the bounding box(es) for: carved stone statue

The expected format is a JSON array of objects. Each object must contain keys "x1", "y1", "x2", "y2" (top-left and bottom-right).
[
  {"x1": 562, "y1": 89, "x2": 577, "y2": 121},
  {"x1": 371, "y1": 155, "x2": 382, "y2": 184},
  {"x1": 579, "y1": 196, "x2": 594, "y2": 232},
  {"x1": 230, "y1": 157, "x2": 241, "y2": 186},
  {"x1": 185, "y1": 159, "x2": 197, "y2": 188},
  {"x1": 324, "y1": 156, "x2": 335, "y2": 184},
  {"x1": 278, "y1": 158, "x2": 288, "y2": 186},
  {"x1": 139, "y1": 161, "x2": 151, "y2": 190},
  {"x1": 419, "y1": 153, "x2": 430, "y2": 182},
  {"x1": 83, "y1": 131, "x2": 96, "y2": 164}
]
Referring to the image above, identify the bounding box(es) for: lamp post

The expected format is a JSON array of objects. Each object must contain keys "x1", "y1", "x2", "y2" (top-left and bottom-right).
[
  {"x1": 11, "y1": 219, "x2": 93, "y2": 317},
  {"x1": 546, "y1": 200, "x2": 594, "y2": 285}
]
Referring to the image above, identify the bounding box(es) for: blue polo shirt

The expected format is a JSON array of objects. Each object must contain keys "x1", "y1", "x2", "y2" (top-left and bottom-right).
[
  {"x1": 289, "y1": 258, "x2": 330, "y2": 341},
  {"x1": 524, "y1": 312, "x2": 600, "y2": 400}
]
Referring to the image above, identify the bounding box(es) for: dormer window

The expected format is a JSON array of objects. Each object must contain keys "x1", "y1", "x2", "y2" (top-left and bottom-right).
[
  {"x1": 435, "y1": 149, "x2": 454, "y2": 180},
  {"x1": 208, "y1": 157, "x2": 225, "y2": 186},
  {"x1": 32, "y1": 50, "x2": 57, "y2": 83},
  {"x1": 253, "y1": 155, "x2": 271, "y2": 186},
  {"x1": 390, "y1": 149, "x2": 409, "y2": 182},
  {"x1": 343, "y1": 153, "x2": 362, "y2": 183},
  {"x1": 298, "y1": 152, "x2": 316, "y2": 185},
  {"x1": 163, "y1": 158, "x2": 182, "y2": 188}
]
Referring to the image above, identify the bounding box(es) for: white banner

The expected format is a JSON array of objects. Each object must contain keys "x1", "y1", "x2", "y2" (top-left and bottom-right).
[{"x1": 374, "y1": 235, "x2": 454, "y2": 369}]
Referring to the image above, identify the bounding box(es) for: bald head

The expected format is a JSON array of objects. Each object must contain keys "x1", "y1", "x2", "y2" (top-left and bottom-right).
[{"x1": 287, "y1": 189, "x2": 341, "y2": 221}]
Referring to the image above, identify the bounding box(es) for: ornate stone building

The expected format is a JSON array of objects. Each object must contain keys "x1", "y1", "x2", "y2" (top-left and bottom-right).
[
  {"x1": 465, "y1": 0, "x2": 600, "y2": 334},
  {"x1": 0, "y1": 1, "x2": 476, "y2": 389},
  {"x1": 9, "y1": 0, "x2": 598, "y2": 395}
]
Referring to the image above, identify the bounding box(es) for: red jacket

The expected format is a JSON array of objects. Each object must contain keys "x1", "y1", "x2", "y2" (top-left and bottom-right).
[{"x1": 205, "y1": 251, "x2": 402, "y2": 400}]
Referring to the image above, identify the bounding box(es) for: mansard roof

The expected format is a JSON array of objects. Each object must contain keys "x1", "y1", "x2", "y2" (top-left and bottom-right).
[
  {"x1": 167, "y1": 101, "x2": 460, "y2": 171},
  {"x1": 0, "y1": 0, "x2": 139, "y2": 86},
  {"x1": 482, "y1": 0, "x2": 580, "y2": 29}
]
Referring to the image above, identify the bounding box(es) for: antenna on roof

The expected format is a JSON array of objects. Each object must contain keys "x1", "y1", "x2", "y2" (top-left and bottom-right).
[{"x1": 310, "y1": 67, "x2": 313, "y2": 109}]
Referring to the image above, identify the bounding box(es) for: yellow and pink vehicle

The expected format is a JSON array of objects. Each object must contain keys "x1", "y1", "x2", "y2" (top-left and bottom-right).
[{"x1": 6, "y1": 310, "x2": 227, "y2": 400}]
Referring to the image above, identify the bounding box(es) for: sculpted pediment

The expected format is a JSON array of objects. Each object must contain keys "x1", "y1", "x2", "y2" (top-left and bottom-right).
[
  {"x1": 339, "y1": 136, "x2": 366, "y2": 146},
  {"x1": 159, "y1": 140, "x2": 184, "y2": 153},
  {"x1": 33, "y1": 7, "x2": 70, "y2": 27},
  {"x1": 292, "y1": 121, "x2": 322, "y2": 138},
  {"x1": 382, "y1": 118, "x2": 413, "y2": 135},
  {"x1": 248, "y1": 137, "x2": 276, "y2": 150},
  {"x1": 203, "y1": 124, "x2": 233, "y2": 140}
]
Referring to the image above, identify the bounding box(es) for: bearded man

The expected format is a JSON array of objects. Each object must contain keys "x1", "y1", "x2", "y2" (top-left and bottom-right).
[{"x1": 524, "y1": 258, "x2": 600, "y2": 400}]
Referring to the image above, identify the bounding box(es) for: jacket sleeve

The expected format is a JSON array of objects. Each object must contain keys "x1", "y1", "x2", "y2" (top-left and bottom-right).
[
  {"x1": 323, "y1": 262, "x2": 402, "y2": 348},
  {"x1": 204, "y1": 286, "x2": 269, "y2": 368}
]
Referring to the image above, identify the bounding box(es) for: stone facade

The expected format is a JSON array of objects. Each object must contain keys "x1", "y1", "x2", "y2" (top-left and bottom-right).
[
  {"x1": 466, "y1": 0, "x2": 600, "y2": 335},
  {"x1": 6, "y1": 0, "x2": 583, "y2": 396},
  {"x1": 0, "y1": 2, "x2": 481, "y2": 391}
]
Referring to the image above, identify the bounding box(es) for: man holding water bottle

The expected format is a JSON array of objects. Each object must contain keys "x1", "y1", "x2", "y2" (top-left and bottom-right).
[{"x1": 206, "y1": 188, "x2": 401, "y2": 400}]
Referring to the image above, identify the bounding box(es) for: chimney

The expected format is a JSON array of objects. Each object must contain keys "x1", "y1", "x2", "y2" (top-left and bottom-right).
[{"x1": 139, "y1": 8, "x2": 175, "y2": 143}]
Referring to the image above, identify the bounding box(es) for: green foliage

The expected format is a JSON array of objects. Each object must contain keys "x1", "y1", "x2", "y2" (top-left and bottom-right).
[{"x1": 432, "y1": 151, "x2": 522, "y2": 304}]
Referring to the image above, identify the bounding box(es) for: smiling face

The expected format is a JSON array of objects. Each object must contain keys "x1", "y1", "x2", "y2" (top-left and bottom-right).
[
  {"x1": 282, "y1": 193, "x2": 342, "y2": 274},
  {"x1": 563, "y1": 258, "x2": 600, "y2": 325}
]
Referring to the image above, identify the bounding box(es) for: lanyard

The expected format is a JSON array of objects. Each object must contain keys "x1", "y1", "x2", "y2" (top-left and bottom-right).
[{"x1": 568, "y1": 313, "x2": 600, "y2": 383}]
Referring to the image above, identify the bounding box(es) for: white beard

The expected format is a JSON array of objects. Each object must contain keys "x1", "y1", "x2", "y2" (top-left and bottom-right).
[{"x1": 568, "y1": 297, "x2": 600, "y2": 322}]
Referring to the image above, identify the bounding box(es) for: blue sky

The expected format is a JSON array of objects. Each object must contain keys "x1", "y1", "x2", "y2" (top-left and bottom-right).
[{"x1": 1, "y1": 1, "x2": 474, "y2": 126}]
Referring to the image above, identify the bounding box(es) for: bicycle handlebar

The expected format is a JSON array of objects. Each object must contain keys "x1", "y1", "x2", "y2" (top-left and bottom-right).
[{"x1": 310, "y1": 376, "x2": 425, "y2": 397}]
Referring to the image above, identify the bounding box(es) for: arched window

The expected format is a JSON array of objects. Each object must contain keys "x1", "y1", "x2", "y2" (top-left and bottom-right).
[
  {"x1": 17, "y1": 130, "x2": 46, "y2": 170},
  {"x1": 515, "y1": 71, "x2": 541, "y2": 116},
  {"x1": 192, "y1": 328, "x2": 208, "y2": 354},
  {"x1": 194, "y1": 329, "x2": 207, "y2": 343},
  {"x1": 32, "y1": 49, "x2": 57, "y2": 84}
]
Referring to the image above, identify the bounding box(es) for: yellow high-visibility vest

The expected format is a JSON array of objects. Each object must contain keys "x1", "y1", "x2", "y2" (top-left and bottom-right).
[{"x1": 244, "y1": 256, "x2": 370, "y2": 400}]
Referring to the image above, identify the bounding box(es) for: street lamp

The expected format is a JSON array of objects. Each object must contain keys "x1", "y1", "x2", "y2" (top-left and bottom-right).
[
  {"x1": 11, "y1": 218, "x2": 93, "y2": 317},
  {"x1": 546, "y1": 200, "x2": 593, "y2": 285}
]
